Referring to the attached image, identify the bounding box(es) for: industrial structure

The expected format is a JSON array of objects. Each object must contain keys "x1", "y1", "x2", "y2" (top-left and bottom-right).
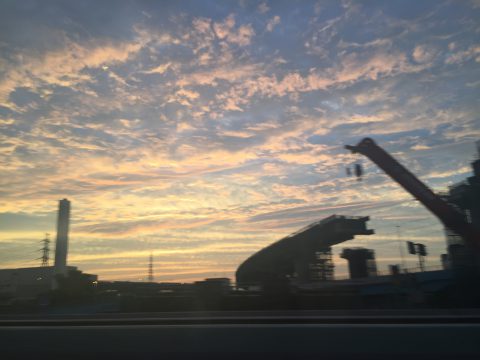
[
  {"x1": 443, "y1": 141, "x2": 480, "y2": 269},
  {"x1": 236, "y1": 215, "x2": 374, "y2": 286},
  {"x1": 340, "y1": 248, "x2": 377, "y2": 279},
  {"x1": 0, "y1": 199, "x2": 99, "y2": 302},
  {"x1": 0, "y1": 266, "x2": 96, "y2": 301},
  {"x1": 345, "y1": 138, "x2": 480, "y2": 253},
  {"x1": 2, "y1": 139, "x2": 480, "y2": 311},
  {"x1": 346, "y1": 138, "x2": 480, "y2": 270},
  {"x1": 54, "y1": 198, "x2": 70, "y2": 276}
]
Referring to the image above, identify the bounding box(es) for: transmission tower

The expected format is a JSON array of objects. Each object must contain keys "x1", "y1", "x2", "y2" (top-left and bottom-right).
[
  {"x1": 148, "y1": 252, "x2": 154, "y2": 282},
  {"x1": 39, "y1": 233, "x2": 50, "y2": 267}
]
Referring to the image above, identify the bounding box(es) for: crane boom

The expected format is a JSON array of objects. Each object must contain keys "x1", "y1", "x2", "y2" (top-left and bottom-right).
[{"x1": 345, "y1": 137, "x2": 480, "y2": 249}]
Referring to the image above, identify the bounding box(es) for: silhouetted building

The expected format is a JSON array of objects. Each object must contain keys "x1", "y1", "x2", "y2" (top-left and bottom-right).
[
  {"x1": 0, "y1": 266, "x2": 96, "y2": 301},
  {"x1": 54, "y1": 199, "x2": 70, "y2": 275},
  {"x1": 389, "y1": 264, "x2": 400, "y2": 276},
  {"x1": 443, "y1": 142, "x2": 480, "y2": 268},
  {"x1": 441, "y1": 254, "x2": 449, "y2": 269},
  {"x1": 236, "y1": 215, "x2": 374, "y2": 286},
  {"x1": 194, "y1": 278, "x2": 231, "y2": 297},
  {"x1": 341, "y1": 248, "x2": 377, "y2": 279}
]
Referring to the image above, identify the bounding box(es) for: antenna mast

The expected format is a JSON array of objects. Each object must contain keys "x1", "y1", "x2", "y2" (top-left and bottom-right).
[{"x1": 148, "y1": 252, "x2": 154, "y2": 282}]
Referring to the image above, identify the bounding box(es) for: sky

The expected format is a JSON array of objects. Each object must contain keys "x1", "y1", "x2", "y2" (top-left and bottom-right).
[{"x1": 0, "y1": 0, "x2": 479, "y2": 282}]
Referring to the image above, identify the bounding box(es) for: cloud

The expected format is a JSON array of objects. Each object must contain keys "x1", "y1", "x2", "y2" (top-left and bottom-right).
[
  {"x1": 177, "y1": 64, "x2": 259, "y2": 87},
  {"x1": 141, "y1": 62, "x2": 172, "y2": 74},
  {"x1": 266, "y1": 16, "x2": 281, "y2": 32},
  {"x1": 411, "y1": 144, "x2": 431, "y2": 151},
  {"x1": 212, "y1": 14, "x2": 255, "y2": 46},
  {"x1": 334, "y1": 51, "x2": 416, "y2": 82},
  {"x1": 412, "y1": 45, "x2": 437, "y2": 63},
  {"x1": 445, "y1": 45, "x2": 480, "y2": 64},
  {"x1": 247, "y1": 200, "x2": 408, "y2": 225},
  {"x1": 258, "y1": 2, "x2": 270, "y2": 14},
  {"x1": 213, "y1": 14, "x2": 236, "y2": 39},
  {"x1": 211, "y1": 49, "x2": 428, "y2": 113},
  {"x1": 229, "y1": 24, "x2": 255, "y2": 46},
  {"x1": 76, "y1": 217, "x2": 218, "y2": 236},
  {"x1": 0, "y1": 33, "x2": 149, "y2": 106},
  {"x1": 353, "y1": 84, "x2": 394, "y2": 105},
  {"x1": 1, "y1": 0, "x2": 478, "y2": 282},
  {"x1": 338, "y1": 38, "x2": 393, "y2": 50},
  {"x1": 425, "y1": 166, "x2": 471, "y2": 179},
  {"x1": 193, "y1": 17, "x2": 212, "y2": 33}
]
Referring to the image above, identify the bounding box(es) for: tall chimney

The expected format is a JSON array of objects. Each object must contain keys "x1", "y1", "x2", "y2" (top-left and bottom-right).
[{"x1": 54, "y1": 199, "x2": 70, "y2": 275}]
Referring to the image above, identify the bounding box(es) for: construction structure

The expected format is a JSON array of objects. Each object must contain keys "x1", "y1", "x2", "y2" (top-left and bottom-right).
[
  {"x1": 236, "y1": 215, "x2": 374, "y2": 286},
  {"x1": 54, "y1": 199, "x2": 70, "y2": 276},
  {"x1": 443, "y1": 140, "x2": 480, "y2": 269},
  {"x1": 340, "y1": 248, "x2": 377, "y2": 279},
  {"x1": 345, "y1": 138, "x2": 480, "y2": 250},
  {"x1": 346, "y1": 138, "x2": 480, "y2": 268},
  {"x1": 308, "y1": 249, "x2": 334, "y2": 282}
]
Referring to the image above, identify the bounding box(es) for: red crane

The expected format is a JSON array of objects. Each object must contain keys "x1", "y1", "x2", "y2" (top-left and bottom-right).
[{"x1": 345, "y1": 137, "x2": 480, "y2": 250}]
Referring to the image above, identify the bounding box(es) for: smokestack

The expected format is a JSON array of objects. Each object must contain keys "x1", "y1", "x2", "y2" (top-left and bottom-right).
[{"x1": 54, "y1": 199, "x2": 70, "y2": 275}]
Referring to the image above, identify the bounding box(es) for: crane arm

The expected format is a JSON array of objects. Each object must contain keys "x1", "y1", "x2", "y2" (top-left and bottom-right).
[{"x1": 345, "y1": 137, "x2": 480, "y2": 249}]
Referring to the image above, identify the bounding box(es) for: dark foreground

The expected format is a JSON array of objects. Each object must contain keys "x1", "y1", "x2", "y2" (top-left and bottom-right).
[{"x1": 1, "y1": 310, "x2": 480, "y2": 359}]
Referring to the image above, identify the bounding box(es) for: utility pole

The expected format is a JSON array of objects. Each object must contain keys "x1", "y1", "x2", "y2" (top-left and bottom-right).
[
  {"x1": 39, "y1": 233, "x2": 50, "y2": 267},
  {"x1": 418, "y1": 251, "x2": 425, "y2": 272},
  {"x1": 416, "y1": 243, "x2": 427, "y2": 272},
  {"x1": 396, "y1": 225, "x2": 406, "y2": 270},
  {"x1": 148, "y1": 252, "x2": 154, "y2": 282}
]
